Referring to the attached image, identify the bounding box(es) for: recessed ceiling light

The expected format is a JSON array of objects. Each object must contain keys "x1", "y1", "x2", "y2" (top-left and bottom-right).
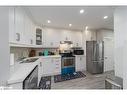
[
  {"x1": 80, "y1": 9, "x2": 84, "y2": 14},
  {"x1": 47, "y1": 20, "x2": 51, "y2": 23},
  {"x1": 69, "y1": 24, "x2": 72, "y2": 27},
  {"x1": 103, "y1": 16, "x2": 108, "y2": 19}
]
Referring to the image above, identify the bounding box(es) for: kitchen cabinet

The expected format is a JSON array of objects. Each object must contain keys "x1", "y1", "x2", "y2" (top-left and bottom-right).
[
  {"x1": 40, "y1": 57, "x2": 61, "y2": 76},
  {"x1": 36, "y1": 27, "x2": 43, "y2": 45},
  {"x1": 42, "y1": 28, "x2": 82, "y2": 48},
  {"x1": 75, "y1": 55, "x2": 86, "y2": 71},
  {"x1": 71, "y1": 31, "x2": 82, "y2": 47},
  {"x1": 9, "y1": 7, "x2": 36, "y2": 46},
  {"x1": 31, "y1": 22, "x2": 36, "y2": 45},
  {"x1": 9, "y1": 7, "x2": 24, "y2": 44},
  {"x1": 43, "y1": 28, "x2": 60, "y2": 48},
  {"x1": 43, "y1": 41, "x2": 60, "y2": 48},
  {"x1": 61, "y1": 30, "x2": 72, "y2": 41},
  {"x1": 15, "y1": 7, "x2": 25, "y2": 44},
  {"x1": 24, "y1": 14, "x2": 36, "y2": 45},
  {"x1": 9, "y1": 7, "x2": 15, "y2": 43}
]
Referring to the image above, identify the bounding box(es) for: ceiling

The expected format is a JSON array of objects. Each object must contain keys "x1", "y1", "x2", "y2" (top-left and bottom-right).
[{"x1": 26, "y1": 6, "x2": 114, "y2": 31}]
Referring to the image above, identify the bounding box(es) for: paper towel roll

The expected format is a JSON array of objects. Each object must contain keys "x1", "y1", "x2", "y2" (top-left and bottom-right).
[{"x1": 10, "y1": 53, "x2": 14, "y2": 66}]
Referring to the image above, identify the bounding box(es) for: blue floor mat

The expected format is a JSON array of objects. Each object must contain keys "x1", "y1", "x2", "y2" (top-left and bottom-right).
[{"x1": 54, "y1": 71, "x2": 86, "y2": 83}]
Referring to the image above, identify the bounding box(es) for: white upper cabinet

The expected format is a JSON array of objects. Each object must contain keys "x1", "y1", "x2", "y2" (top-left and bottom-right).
[
  {"x1": 43, "y1": 28, "x2": 61, "y2": 48},
  {"x1": 42, "y1": 28, "x2": 82, "y2": 48},
  {"x1": 61, "y1": 30, "x2": 72, "y2": 41},
  {"x1": 31, "y1": 22, "x2": 36, "y2": 45},
  {"x1": 9, "y1": 7, "x2": 82, "y2": 48},
  {"x1": 9, "y1": 7, "x2": 15, "y2": 43},
  {"x1": 9, "y1": 7, "x2": 25, "y2": 44},
  {"x1": 15, "y1": 7, "x2": 25, "y2": 44},
  {"x1": 9, "y1": 7, "x2": 36, "y2": 46},
  {"x1": 71, "y1": 31, "x2": 82, "y2": 47},
  {"x1": 24, "y1": 14, "x2": 36, "y2": 45}
]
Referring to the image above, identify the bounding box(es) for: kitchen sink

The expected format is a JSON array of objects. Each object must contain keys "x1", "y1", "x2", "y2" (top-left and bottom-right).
[{"x1": 20, "y1": 58, "x2": 39, "y2": 63}]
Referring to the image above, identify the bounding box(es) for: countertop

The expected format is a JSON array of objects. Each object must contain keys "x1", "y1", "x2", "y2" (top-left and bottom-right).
[
  {"x1": 8, "y1": 62, "x2": 38, "y2": 84},
  {"x1": 7, "y1": 55, "x2": 61, "y2": 85}
]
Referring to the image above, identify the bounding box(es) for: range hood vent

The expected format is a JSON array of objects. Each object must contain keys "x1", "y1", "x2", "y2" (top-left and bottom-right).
[{"x1": 60, "y1": 41, "x2": 73, "y2": 44}]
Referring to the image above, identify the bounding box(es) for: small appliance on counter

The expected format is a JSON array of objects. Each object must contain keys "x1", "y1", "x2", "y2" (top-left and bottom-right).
[
  {"x1": 39, "y1": 50, "x2": 55, "y2": 56},
  {"x1": 73, "y1": 49, "x2": 84, "y2": 55},
  {"x1": 10, "y1": 53, "x2": 15, "y2": 66},
  {"x1": 44, "y1": 49, "x2": 49, "y2": 56},
  {"x1": 29, "y1": 50, "x2": 36, "y2": 57},
  {"x1": 71, "y1": 47, "x2": 84, "y2": 55}
]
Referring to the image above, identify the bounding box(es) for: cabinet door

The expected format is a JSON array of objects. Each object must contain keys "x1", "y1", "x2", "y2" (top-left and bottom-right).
[
  {"x1": 61, "y1": 30, "x2": 72, "y2": 41},
  {"x1": 41, "y1": 58, "x2": 54, "y2": 76},
  {"x1": 80, "y1": 56, "x2": 86, "y2": 71},
  {"x1": 43, "y1": 28, "x2": 60, "y2": 47},
  {"x1": 31, "y1": 22, "x2": 36, "y2": 45},
  {"x1": 71, "y1": 31, "x2": 82, "y2": 47},
  {"x1": 53, "y1": 58, "x2": 61, "y2": 74},
  {"x1": 44, "y1": 41, "x2": 59, "y2": 48},
  {"x1": 9, "y1": 7, "x2": 15, "y2": 43},
  {"x1": 76, "y1": 56, "x2": 86, "y2": 71},
  {"x1": 15, "y1": 7, "x2": 25, "y2": 44},
  {"x1": 24, "y1": 14, "x2": 30, "y2": 45}
]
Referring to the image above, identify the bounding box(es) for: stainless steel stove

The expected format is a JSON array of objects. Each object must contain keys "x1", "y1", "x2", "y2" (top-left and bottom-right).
[{"x1": 60, "y1": 53, "x2": 75, "y2": 75}]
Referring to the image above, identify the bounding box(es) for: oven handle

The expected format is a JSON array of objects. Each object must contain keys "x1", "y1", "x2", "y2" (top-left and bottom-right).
[{"x1": 62, "y1": 57, "x2": 75, "y2": 59}]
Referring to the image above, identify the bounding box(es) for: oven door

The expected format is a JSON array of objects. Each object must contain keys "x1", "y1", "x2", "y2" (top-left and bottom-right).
[
  {"x1": 23, "y1": 65, "x2": 38, "y2": 89},
  {"x1": 61, "y1": 57, "x2": 75, "y2": 74},
  {"x1": 62, "y1": 57, "x2": 75, "y2": 67}
]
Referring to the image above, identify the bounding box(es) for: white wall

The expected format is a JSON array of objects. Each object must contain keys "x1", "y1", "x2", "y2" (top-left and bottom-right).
[
  {"x1": 96, "y1": 29, "x2": 114, "y2": 72},
  {"x1": 114, "y1": 7, "x2": 127, "y2": 89},
  {"x1": 0, "y1": 7, "x2": 10, "y2": 86}
]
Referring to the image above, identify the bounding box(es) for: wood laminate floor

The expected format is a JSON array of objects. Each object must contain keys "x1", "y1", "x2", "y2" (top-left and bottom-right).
[{"x1": 51, "y1": 70, "x2": 114, "y2": 89}]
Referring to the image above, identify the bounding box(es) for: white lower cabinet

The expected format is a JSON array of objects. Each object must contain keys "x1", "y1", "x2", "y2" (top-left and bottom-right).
[
  {"x1": 40, "y1": 57, "x2": 61, "y2": 76},
  {"x1": 75, "y1": 55, "x2": 86, "y2": 72}
]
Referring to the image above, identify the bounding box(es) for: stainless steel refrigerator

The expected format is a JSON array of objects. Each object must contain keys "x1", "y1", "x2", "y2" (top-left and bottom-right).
[{"x1": 86, "y1": 41, "x2": 104, "y2": 74}]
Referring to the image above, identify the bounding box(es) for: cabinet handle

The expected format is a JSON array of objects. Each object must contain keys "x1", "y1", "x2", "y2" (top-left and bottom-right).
[
  {"x1": 80, "y1": 57, "x2": 82, "y2": 60},
  {"x1": 30, "y1": 39, "x2": 33, "y2": 44},
  {"x1": 40, "y1": 62, "x2": 42, "y2": 67},
  {"x1": 50, "y1": 42, "x2": 53, "y2": 46},
  {"x1": 16, "y1": 33, "x2": 20, "y2": 41}
]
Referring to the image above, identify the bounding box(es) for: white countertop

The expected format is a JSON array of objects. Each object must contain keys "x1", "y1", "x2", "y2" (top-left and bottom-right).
[
  {"x1": 8, "y1": 62, "x2": 38, "y2": 84},
  {"x1": 7, "y1": 55, "x2": 61, "y2": 85}
]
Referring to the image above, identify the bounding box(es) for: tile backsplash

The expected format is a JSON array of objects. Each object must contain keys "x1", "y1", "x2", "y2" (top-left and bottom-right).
[
  {"x1": 10, "y1": 47, "x2": 58, "y2": 63},
  {"x1": 10, "y1": 47, "x2": 30, "y2": 63}
]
